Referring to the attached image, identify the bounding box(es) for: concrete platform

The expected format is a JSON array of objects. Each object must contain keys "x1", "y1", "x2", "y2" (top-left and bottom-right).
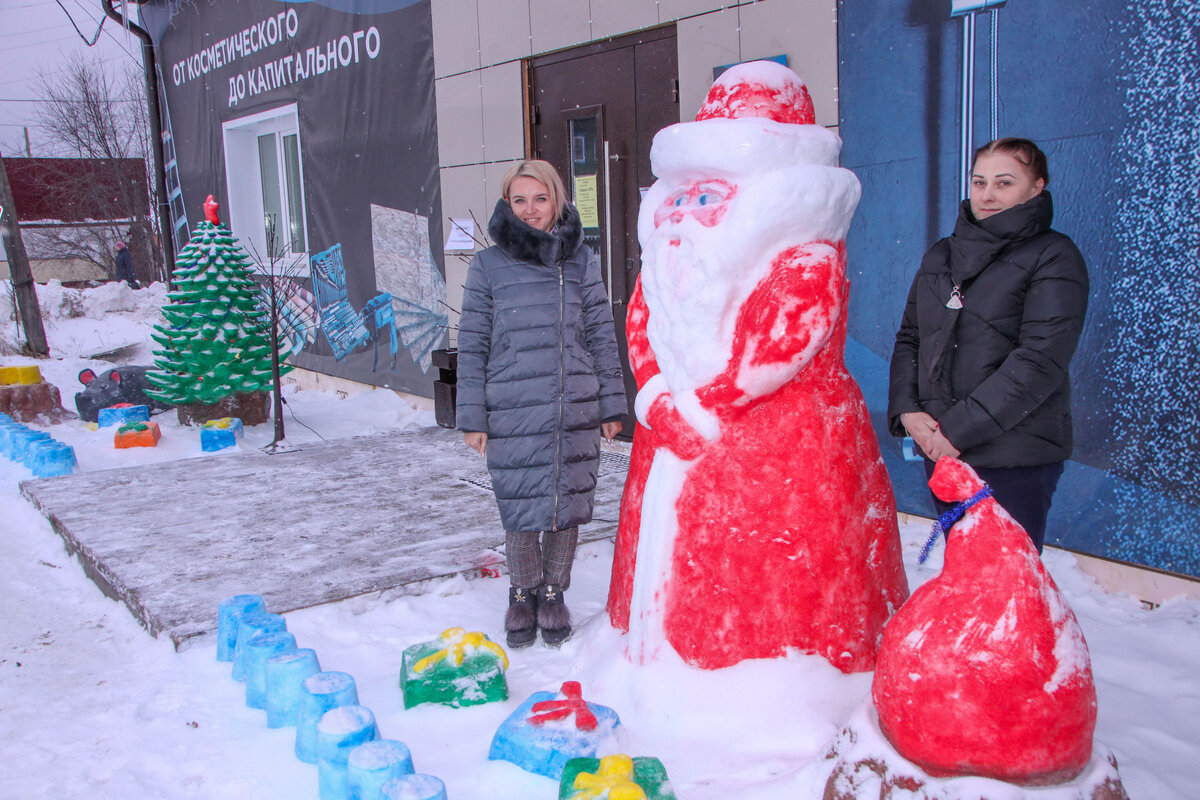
[{"x1": 19, "y1": 426, "x2": 628, "y2": 650}]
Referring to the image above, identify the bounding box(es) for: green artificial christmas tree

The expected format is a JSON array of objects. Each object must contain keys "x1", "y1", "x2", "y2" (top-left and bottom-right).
[{"x1": 147, "y1": 195, "x2": 291, "y2": 425}]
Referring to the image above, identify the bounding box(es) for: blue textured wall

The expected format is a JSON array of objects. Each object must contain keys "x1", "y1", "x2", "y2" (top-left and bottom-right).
[{"x1": 838, "y1": 1, "x2": 1200, "y2": 575}]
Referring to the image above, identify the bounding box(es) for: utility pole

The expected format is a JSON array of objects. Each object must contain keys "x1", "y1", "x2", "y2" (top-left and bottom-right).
[
  {"x1": 0, "y1": 149, "x2": 49, "y2": 357},
  {"x1": 100, "y1": 0, "x2": 176, "y2": 279}
]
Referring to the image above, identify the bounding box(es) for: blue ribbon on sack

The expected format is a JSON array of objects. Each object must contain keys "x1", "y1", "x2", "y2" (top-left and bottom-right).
[{"x1": 917, "y1": 484, "x2": 994, "y2": 565}]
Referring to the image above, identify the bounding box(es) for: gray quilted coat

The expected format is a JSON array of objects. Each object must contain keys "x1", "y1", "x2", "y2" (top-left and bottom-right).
[{"x1": 456, "y1": 199, "x2": 626, "y2": 533}]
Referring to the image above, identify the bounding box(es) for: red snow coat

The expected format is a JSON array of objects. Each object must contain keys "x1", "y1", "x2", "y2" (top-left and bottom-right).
[{"x1": 607, "y1": 240, "x2": 909, "y2": 672}]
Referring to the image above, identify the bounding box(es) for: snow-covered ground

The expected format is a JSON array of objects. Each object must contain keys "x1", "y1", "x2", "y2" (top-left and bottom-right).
[{"x1": 0, "y1": 282, "x2": 1197, "y2": 799}]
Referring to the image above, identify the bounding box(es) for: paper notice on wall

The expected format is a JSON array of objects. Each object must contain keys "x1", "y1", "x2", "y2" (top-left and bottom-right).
[
  {"x1": 575, "y1": 175, "x2": 600, "y2": 228},
  {"x1": 445, "y1": 218, "x2": 475, "y2": 250}
]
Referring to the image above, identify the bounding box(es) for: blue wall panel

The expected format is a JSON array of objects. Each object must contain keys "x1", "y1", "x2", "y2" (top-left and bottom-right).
[{"x1": 838, "y1": 0, "x2": 1200, "y2": 575}]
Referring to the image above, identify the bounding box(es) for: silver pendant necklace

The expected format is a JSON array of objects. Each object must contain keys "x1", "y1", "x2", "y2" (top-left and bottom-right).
[{"x1": 946, "y1": 284, "x2": 963, "y2": 310}]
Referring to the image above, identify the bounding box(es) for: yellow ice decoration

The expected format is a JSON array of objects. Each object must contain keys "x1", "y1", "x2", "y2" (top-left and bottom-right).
[
  {"x1": 412, "y1": 627, "x2": 509, "y2": 674},
  {"x1": 571, "y1": 755, "x2": 647, "y2": 800},
  {"x1": 16, "y1": 365, "x2": 42, "y2": 384},
  {"x1": 203, "y1": 417, "x2": 234, "y2": 429}
]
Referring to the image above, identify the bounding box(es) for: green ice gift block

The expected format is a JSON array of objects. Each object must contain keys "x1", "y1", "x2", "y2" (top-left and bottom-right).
[
  {"x1": 559, "y1": 754, "x2": 675, "y2": 800},
  {"x1": 399, "y1": 627, "x2": 509, "y2": 709}
]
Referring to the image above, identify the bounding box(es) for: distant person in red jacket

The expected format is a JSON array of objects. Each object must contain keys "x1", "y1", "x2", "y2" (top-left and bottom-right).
[{"x1": 114, "y1": 241, "x2": 140, "y2": 289}]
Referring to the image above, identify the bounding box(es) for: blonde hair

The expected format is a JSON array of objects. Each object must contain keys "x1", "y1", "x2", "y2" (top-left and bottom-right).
[{"x1": 500, "y1": 160, "x2": 567, "y2": 224}]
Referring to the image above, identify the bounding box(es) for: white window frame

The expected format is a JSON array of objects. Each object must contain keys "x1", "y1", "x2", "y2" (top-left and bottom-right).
[{"x1": 221, "y1": 104, "x2": 309, "y2": 267}]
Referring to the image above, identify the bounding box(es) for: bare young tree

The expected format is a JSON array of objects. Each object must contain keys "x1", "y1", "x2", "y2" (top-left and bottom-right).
[{"x1": 19, "y1": 53, "x2": 165, "y2": 283}]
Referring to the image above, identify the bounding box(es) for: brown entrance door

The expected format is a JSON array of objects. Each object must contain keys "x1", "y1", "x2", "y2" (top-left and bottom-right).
[{"x1": 529, "y1": 25, "x2": 679, "y2": 436}]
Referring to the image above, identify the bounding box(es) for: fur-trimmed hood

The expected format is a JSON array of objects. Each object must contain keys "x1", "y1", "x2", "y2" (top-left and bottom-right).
[{"x1": 487, "y1": 198, "x2": 584, "y2": 268}]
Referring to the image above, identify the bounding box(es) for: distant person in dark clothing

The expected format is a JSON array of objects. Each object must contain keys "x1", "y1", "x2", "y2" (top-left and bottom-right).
[{"x1": 114, "y1": 241, "x2": 140, "y2": 289}]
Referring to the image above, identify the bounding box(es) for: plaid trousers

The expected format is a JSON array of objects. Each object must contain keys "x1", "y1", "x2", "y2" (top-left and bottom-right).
[{"x1": 505, "y1": 527, "x2": 579, "y2": 590}]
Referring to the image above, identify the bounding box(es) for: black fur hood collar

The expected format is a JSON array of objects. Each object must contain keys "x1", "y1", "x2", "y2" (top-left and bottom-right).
[{"x1": 487, "y1": 198, "x2": 583, "y2": 268}]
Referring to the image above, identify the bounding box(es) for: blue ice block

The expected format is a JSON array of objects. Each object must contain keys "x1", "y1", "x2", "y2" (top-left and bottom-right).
[
  {"x1": 296, "y1": 671, "x2": 359, "y2": 764},
  {"x1": 379, "y1": 774, "x2": 446, "y2": 800},
  {"x1": 13, "y1": 430, "x2": 51, "y2": 466},
  {"x1": 216, "y1": 594, "x2": 265, "y2": 662},
  {"x1": 488, "y1": 686, "x2": 623, "y2": 779},
  {"x1": 30, "y1": 441, "x2": 77, "y2": 478},
  {"x1": 201, "y1": 417, "x2": 244, "y2": 451},
  {"x1": 0, "y1": 420, "x2": 24, "y2": 457},
  {"x1": 265, "y1": 647, "x2": 321, "y2": 727},
  {"x1": 347, "y1": 739, "x2": 414, "y2": 800},
  {"x1": 231, "y1": 611, "x2": 286, "y2": 681},
  {"x1": 317, "y1": 705, "x2": 380, "y2": 800},
  {"x1": 97, "y1": 404, "x2": 150, "y2": 427},
  {"x1": 244, "y1": 631, "x2": 297, "y2": 709}
]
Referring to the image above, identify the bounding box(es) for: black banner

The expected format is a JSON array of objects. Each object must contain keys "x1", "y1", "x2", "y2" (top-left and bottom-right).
[{"x1": 144, "y1": 0, "x2": 445, "y2": 396}]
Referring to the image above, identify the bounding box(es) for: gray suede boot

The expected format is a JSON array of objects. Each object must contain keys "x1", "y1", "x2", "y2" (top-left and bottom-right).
[
  {"x1": 536, "y1": 583, "x2": 571, "y2": 646},
  {"x1": 505, "y1": 586, "x2": 538, "y2": 649}
]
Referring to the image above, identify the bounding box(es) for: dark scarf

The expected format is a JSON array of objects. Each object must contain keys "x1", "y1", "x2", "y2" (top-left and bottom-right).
[
  {"x1": 487, "y1": 199, "x2": 583, "y2": 268},
  {"x1": 927, "y1": 192, "x2": 1054, "y2": 385},
  {"x1": 947, "y1": 191, "x2": 1054, "y2": 285}
]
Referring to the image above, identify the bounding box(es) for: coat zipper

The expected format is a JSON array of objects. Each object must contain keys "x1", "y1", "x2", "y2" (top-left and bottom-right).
[{"x1": 552, "y1": 263, "x2": 564, "y2": 532}]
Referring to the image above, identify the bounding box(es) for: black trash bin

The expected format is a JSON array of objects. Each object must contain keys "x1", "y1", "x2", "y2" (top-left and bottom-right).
[{"x1": 432, "y1": 348, "x2": 457, "y2": 428}]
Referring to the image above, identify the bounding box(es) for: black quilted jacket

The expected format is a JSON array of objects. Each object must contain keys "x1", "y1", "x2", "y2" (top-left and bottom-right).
[{"x1": 888, "y1": 192, "x2": 1089, "y2": 468}]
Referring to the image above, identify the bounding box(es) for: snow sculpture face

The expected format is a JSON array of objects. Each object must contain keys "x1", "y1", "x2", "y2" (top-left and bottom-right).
[
  {"x1": 634, "y1": 62, "x2": 861, "y2": 396},
  {"x1": 653, "y1": 180, "x2": 738, "y2": 230}
]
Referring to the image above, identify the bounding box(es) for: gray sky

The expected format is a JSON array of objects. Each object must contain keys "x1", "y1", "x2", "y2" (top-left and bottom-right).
[{"x1": 0, "y1": 0, "x2": 145, "y2": 155}]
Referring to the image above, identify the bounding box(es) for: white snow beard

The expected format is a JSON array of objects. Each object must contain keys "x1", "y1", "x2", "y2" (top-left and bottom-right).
[
  {"x1": 640, "y1": 220, "x2": 763, "y2": 392},
  {"x1": 638, "y1": 165, "x2": 861, "y2": 248}
]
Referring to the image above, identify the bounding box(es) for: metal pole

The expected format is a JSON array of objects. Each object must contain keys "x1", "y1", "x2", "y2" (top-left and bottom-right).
[
  {"x1": 990, "y1": 8, "x2": 1000, "y2": 142},
  {"x1": 960, "y1": 13, "x2": 976, "y2": 200},
  {"x1": 100, "y1": 1, "x2": 175, "y2": 280}
]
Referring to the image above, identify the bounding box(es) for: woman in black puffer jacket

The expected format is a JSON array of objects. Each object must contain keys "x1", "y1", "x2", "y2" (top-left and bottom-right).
[
  {"x1": 457, "y1": 160, "x2": 626, "y2": 647},
  {"x1": 888, "y1": 138, "x2": 1088, "y2": 552}
]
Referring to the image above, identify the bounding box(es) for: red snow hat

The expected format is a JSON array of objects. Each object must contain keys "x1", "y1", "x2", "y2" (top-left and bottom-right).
[
  {"x1": 650, "y1": 61, "x2": 839, "y2": 181},
  {"x1": 696, "y1": 60, "x2": 816, "y2": 125}
]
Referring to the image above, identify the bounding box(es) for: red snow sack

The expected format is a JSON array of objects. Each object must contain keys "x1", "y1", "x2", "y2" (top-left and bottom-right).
[{"x1": 871, "y1": 457, "x2": 1097, "y2": 785}]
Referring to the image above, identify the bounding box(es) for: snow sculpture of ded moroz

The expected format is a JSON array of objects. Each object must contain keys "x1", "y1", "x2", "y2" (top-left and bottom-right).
[
  {"x1": 872, "y1": 457, "x2": 1098, "y2": 784},
  {"x1": 606, "y1": 61, "x2": 910, "y2": 672}
]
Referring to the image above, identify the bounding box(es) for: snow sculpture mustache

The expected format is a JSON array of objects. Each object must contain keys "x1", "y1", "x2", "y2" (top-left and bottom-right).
[{"x1": 607, "y1": 60, "x2": 910, "y2": 672}]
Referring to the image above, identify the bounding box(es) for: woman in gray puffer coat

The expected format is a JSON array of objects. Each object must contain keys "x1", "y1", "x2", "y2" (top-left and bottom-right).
[{"x1": 457, "y1": 160, "x2": 626, "y2": 648}]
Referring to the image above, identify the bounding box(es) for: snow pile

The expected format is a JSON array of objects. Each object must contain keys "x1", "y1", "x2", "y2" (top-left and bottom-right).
[
  {"x1": 0, "y1": 279, "x2": 434, "y2": 471},
  {"x1": 0, "y1": 280, "x2": 1196, "y2": 798},
  {"x1": 0, "y1": 279, "x2": 168, "y2": 364}
]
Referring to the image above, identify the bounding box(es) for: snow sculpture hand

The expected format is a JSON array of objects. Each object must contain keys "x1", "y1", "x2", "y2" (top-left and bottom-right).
[{"x1": 645, "y1": 394, "x2": 706, "y2": 461}]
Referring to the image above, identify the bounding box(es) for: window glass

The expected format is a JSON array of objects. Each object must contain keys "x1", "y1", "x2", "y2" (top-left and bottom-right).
[
  {"x1": 282, "y1": 133, "x2": 306, "y2": 254},
  {"x1": 257, "y1": 133, "x2": 284, "y2": 257},
  {"x1": 223, "y1": 105, "x2": 308, "y2": 266}
]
